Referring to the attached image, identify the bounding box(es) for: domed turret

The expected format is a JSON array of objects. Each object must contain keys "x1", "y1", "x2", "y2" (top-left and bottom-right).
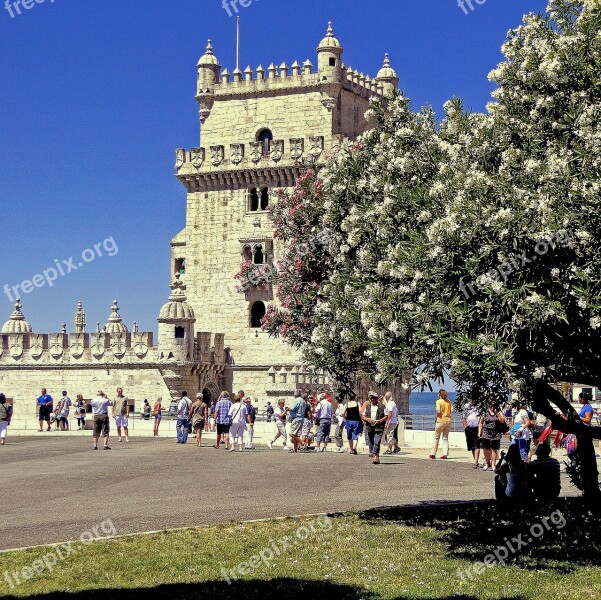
[
  {"x1": 317, "y1": 22, "x2": 343, "y2": 83},
  {"x1": 197, "y1": 39, "x2": 221, "y2": 124},
  {"x1": 105, "y1": 300, "x2": 128, "y2": 334},
  {"x1": 376, "y1": 53, "x2": 399, "y2": 97},
  {"x1": 2, "y1": 300, "x2": 32, "y2": 334},
  {"x1": 157, "y1": 275, "x2": 196, "y2": 362}
]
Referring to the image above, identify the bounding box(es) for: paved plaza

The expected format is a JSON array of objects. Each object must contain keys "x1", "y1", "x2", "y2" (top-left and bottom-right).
[{"x1": 0, "y1": 435, "x2": 579, "y2": 552}]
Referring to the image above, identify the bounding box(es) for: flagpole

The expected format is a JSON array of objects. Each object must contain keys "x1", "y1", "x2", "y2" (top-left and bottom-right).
[{"x1": 236, "y1": 16, "x2": 240, "y2": 72}]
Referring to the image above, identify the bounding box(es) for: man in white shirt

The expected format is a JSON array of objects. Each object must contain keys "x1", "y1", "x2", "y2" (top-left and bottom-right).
[
  {"x1": 113, "y1": 387, "x2": 130, "y2": 443},
  {"x1": 91, "y1": 390, "x2": 113, "y2": 450},
  {"x1": 176, "y1": 391, "x2": 192, "y2": 444},
  {"x1": 383, "y1": 392, "x2": 400, "y2": 454},
  {"x1": 268, "y1": 398, "x2": 289, "y2": 450},
  {"x1": 333, "y1": 400, "x2": 346, "y2": 453},
  {"x1": 314, "y1": 393, "x2": 333, "y2": 452}
]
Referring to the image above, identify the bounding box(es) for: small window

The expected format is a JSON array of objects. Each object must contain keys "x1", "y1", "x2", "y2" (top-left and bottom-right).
[
  {"x1": 253, "y1": 245, "x2": 265, "y2": 265},
  {"x1": 167, "y1": 352, "x2": 174, "y2": 359},
  {"x1": 329, "y1": 57, "x2": 336, "y2": 67},
  {"x1": 260, "y1": 187, "x2": 269, "y2": 211},
  {"x1": 175, "y1": 326, "x2": 185, "y2": 339},
  {"x1": 250, "y1": 301, "x2": 266, "y2": 328},
  {"x1": 257, "y1": 129, "x2": 273, "y2": 155},
  {"x1": 249, "y1": 188, "x2": 259, "y2": 212},
  {"x1": 175, "y1": 258, "x2": 186, "y2": 275}
]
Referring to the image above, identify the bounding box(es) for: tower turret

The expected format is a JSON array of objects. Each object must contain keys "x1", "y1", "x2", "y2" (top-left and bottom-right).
[
  {"x1": 375, "y1": 53, "x2": 399, "y2": 97},
  {"x1": 105, "y1": 300, "x2": 128, "y2": 334},
  {"x1": 2, "y1": 299, "x2": 32, "y2": 334},
  {"x1": 316, "y1": 22, "x2": 343, "y2": 83},
  {"x1": 196, "y1": 40, "x2": 221, "y2": 125},
  {"x1": 157, "y1": 275, "x2": 196, "y2": 362},
  {"x1": 74, "y1": 301, "x2": 86, "y2": 333}
]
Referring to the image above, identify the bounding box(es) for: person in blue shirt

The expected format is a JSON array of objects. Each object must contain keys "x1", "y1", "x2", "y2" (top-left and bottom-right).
[
  {"x1": 578, "y1": 392, "x2": 594, "y2": 425},
  {"x1": 37, "y1": 388, "x2": 53, "y2": 432}
]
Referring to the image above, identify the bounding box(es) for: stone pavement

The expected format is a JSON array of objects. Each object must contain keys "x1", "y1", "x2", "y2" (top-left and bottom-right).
[{"x1": 0, "y1": 435, "x2": 579, "y2": 552}]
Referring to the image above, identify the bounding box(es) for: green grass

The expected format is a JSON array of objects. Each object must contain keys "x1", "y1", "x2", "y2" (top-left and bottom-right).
[{"x1": 0, "y1": 510, "x2": 599, "y2": 599}]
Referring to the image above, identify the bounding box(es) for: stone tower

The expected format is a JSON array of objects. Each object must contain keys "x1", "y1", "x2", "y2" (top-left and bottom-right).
[{"x1": 173, "y1": 24, "x2": 399, "y2": 398}]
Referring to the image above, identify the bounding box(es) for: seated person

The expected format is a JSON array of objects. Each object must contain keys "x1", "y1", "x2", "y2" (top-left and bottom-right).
[
  {"x1": 528, "y1": 444, "x2": 561, "y2": 502},
  {"x1": 495, "y1": 443, "x2": 529, "y2": 503}
]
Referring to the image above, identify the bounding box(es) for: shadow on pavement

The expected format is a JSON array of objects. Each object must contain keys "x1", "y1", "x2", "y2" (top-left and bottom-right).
[
  {"x1": 359, "y1": 497, "x2": 601, "y2": 574},
  {"x1": 0, "y1": 579, "x2": 517, "y2": 600}
]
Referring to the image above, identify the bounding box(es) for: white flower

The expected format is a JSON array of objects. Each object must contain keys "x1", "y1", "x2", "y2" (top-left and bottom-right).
[{"x1": 533, "y1": 367, "x2": 546, "y2": 379}]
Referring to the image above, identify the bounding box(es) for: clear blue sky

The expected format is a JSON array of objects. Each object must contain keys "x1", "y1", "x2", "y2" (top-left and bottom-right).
[{"x1": 0, "y1": 0, "x2": 548, "y2": 334}]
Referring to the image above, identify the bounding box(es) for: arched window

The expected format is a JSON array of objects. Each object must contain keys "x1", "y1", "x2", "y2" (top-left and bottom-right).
[
  {"x1": 257, "y1": 129, "x2": 273, "y2": 156},
  {"x1": 253, "y1": 245, "x2": 264, "y2": 265},
  {"x1": 260, "y1": 187, "x2": 269, "y2": 211},
  {"x1": 249, "y1": 188, "x2": 259, "y2": 212},
  {"x1": 250, "y1": 301, "x2": 266, "y2": 328},
  {"x1": 242, "y1": 245, "x2": 253, "y2": 262}
]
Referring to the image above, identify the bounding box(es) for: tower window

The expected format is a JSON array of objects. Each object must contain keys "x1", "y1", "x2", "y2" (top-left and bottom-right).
[
  {"x1": 250, "y1": 301, "x2": 266, "y2": 328},
  {"x1": 253, "y1": 245, "x2": 265, "y2": 265},
  {"x1": 175, "y1": 258, "x2": 186, "y2": 275},
  {"x1": 257, "y1": 129, "x2": 273, "y2": 156},
  {"x1": 260, "y1": 187, "x2": 269, "y2": 211},
  {"x1": 329, "y1": 57, "x2": 337, "y2": 67},
  {"x1": 175, "y1": 326, "x2": 185, "y2": 339},
  {"x1": 249, "y1": 188, "x2": 259, "y2": 211}
]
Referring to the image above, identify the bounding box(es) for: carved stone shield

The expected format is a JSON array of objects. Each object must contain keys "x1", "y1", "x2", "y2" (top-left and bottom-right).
[
  {"x1": 210, "y1": 145, "x2": 224, "y2": 166},
  {"x1": 70, "y1": 336, "x2": 84, "y2": 359},
  {"x1": 250, "y1": 142, "x2": 262, "y2": 163},
  {"x1": 91, "y1": 335, "x2": 106, "y2": 359},
  {"x1": 270, "y1": 140, "x2": 284, "y2": 162},
  {"x1": 230, "y1": 143, "x2": 244, "y2": 165},
  {"x1": 175, "y1": 148, "x2": 185, "y2": 170},
  {"x1": 290, "y1": 138, "x2": 304, "y2": 160},
  {"x1": 133, "y1": 339, "x2": 149, "y2": 358},
  {"x1": 309, "y1": 136, "x2": 324, "y2": 158},
  {"x1": 190, "y1": 147, "x2": 205, "y2": 169},
  {"x1": 111, "y1": 334, "x2": 127, "y2": 358},
  {"x1": 49, "y1": 335, "x2": 64, "y2": 359},
  {"x1": 9, "y1": 336, "x2": 23, "y2": 359},
  {"x1": 30, "y1": 334, "x2": 44, "y2": 359}
]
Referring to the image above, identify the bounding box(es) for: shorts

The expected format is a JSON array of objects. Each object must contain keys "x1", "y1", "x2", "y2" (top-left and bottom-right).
[
  {"x1": 289, "y1": 419, "x2": 304, "y2": 437},
  {"x1": 115, "y1": 415, "x2": 129, "y2": 428},
  {"x1": 301, "y1": 418, "x2": 311, "y2": 437},
  {"x1": 216, "y1": 423, "x2": 230, "y2": 435},
  {"x1": 38, "y1": 406, "x2": 51, "y2": 422},
  {"x1": 345, "y1": 420, "x2": 363, "y2": 441},
  {"x1": 384, "y1": 421, "x2": 397, "y2": 445},
  {"x1": 316, "y1": 419, "x2": 331, "y2": 442},
  {"x1": 93, "y1": 414, "x2": 110, "y2": 437},
  {"x1": 154, "y1": 414, "x2": 162, "y2": 421},
  {"x1": 479, "y1": 437, "x2": 500, "y2": 450},
  {"x1": 464, "y1": 426, "x2": 480, "y2": 451}
]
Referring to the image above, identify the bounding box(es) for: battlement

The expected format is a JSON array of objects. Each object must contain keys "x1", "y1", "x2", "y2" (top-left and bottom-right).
[
  {"x1": 209, "y1": 63, "x2": 384, "y2": 98},
  {"x1": 175, "y1": 135, "x2": 332, "y2": 188}
]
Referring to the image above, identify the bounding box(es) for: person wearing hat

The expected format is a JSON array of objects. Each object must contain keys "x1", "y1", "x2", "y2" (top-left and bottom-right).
[
  {"x1": 268, "y1": 399, "x2": 289, "y2": 450},
  {"x1": 361, "y1": 391, "x2": 387, "y2": 464},
  {"x1": 244, "y1": 397, "x2": 256, "y2": 450},
  {"x1": 188, "y1": 393, "x2": 208, "y2": 447},
  {"x1": 0, "y1": 394, "x2": 13, "y2": 445}
]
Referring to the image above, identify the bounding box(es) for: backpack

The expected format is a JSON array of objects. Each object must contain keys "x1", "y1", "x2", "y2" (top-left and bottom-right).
[{"x1": 266, "y1": 405, "x2": 274, "y2": 415}]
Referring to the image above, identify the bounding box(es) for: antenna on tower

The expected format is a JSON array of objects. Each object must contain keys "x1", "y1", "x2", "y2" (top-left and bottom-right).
[{"x1": 236, "y1": 16, "x2": 240, "y2": 72}]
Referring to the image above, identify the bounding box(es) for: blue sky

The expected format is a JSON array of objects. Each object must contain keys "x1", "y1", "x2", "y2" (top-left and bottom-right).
[{"x1": 0, "y1": 0, "x2": 548, "y2": 334}]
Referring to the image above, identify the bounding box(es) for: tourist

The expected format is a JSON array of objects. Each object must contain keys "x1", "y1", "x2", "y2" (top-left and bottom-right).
[
  {"x1": 268, "y1": 398, "x2": 289, "y2": 450},
  {"x1": 228, "y1": 393, "x2": 247, "y2": 452},
  {"x1": 578, "y1": 391, "x2": 594, "y2": 425},
  {"x1": 362, "y1": 391, "x2": 386, "y2": 464},
  {"x1": 301, "y1": 390, "x2": 313, "y2": 450},
  {"x1": 245, "y1": 397, "x2": 256, "y2": 450},
  {"x1": 0, "y1": 394, "x2": 13, "y2": 445},
  {"x1": 512, "y1": 401, "x2": 534, "y2": 459},
  {"x1": 343, "y1": 397, "x2": 363, "y2": 455},
  {"x1": 494, "y1": 442, "x2": 528, "y2": 504},
  {"x1": 462, "y1": 402, "x2": 481, "y2": 468},
  {"x1": 91, "y1": 390, "x2": 112, "y2": 450},
  {"x1": 383, "y1": 391, "x2": 399, "y2": 455},
  {"x1": 213, "y1": 391, "x2": 232, "y2": 449},
  {"x1": 152, "y1": 397, "x2": 162, "y2": 437},
  {"x1": 429, "y1": 389, "x2": 453, "y2": 460},
  {"x1": 37, "y1": 388, "x2": 53, "y2": 432},
  {"x1": 142, "y1": 399, "x2": 151, "y2": 420},
  {"x1": 188, "y1": 393, "x2": 208, "y2": 447},
  {"x1": 528, "y1": 444, "x2": 561, "y2": 503},
  {"x1": 266, "y1": 401, "x2": 274, "y2": 422},
  {"x1": 479, "y1": 404, "x2": 506, "y2": 470},
  {"x1": 333, "y1": 399, "x2": 346, "y2": 453},
  {"x1": 58, "y1": 390, "x2": 71, "y2": 431},
  {"x1": 314, "y1": 392, "x2": 332, "y2": 452},
  {"x1": 74, "y1": 395, "x2": 86, "y2": 430},
  {"x1": 288, "y1": 390, "x2": 308, "y2": 452},
  {"x1": 209, "y1": 400, "x2": 216, "y2": 432},
  {"x1": 176, "y1": 391, "x2": 192, "y2": 444},
  {"x1": 113, "y1": 388, "x2": 130, "y2": 443},
  {"x1": 53, "y1": 397, "x2": 63, "y2": 431}
]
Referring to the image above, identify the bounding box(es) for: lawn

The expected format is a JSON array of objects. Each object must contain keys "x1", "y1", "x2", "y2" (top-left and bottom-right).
[{"x1": 1, "y1": 499, "x2": 599, "y2": 600}]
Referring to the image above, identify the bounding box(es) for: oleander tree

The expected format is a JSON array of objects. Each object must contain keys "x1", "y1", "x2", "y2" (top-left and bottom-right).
[{"x1": 325, "y1": 0, "x2": 601, "y2": 497}]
